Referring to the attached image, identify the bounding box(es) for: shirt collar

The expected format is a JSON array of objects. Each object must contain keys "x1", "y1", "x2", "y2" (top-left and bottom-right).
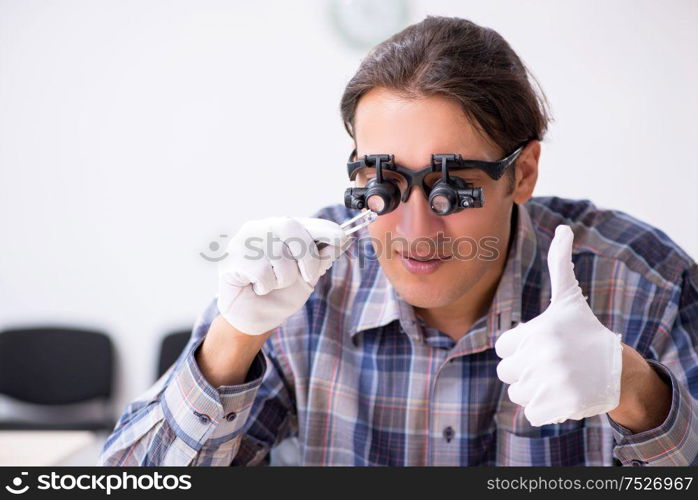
[{"x1": 349, "y1": 203, "x2": 539, "y2": 353}]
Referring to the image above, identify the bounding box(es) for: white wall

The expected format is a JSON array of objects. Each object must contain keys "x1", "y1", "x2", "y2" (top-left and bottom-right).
[{"x1": 1, "y1": 0, "x2": 696, "y2": 415}]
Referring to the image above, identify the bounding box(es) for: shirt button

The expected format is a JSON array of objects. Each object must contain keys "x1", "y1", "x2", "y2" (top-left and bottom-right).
[
  {"x1": 193, "y1": 411, "x2": 211, "y2": 424},
  {"x1": 225, "y1": 411, "x2": 237, "y2": 422},
  {"x1": 443, "y1": 426, "x2": 455, "y2": 443}
]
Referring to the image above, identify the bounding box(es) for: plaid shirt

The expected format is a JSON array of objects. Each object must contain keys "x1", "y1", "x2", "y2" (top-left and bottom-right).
[{"x1": 99, "y1": 197, "x2": 698, "y2": 466}]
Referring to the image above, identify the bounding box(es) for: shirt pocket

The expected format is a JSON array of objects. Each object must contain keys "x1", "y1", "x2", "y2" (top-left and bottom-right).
[{"x1": 496, "y1": 426, "x2": 590, "y2": 466}]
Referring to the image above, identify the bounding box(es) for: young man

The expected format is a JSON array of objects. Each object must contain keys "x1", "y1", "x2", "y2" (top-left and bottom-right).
[{"x1": 99, "y1": 16, "x2": 697, "y2": 466}]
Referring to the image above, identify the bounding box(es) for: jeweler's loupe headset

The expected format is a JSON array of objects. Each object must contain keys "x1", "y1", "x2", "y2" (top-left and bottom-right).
[{"x1": 344, "y1": 142, "x2": 527, "y2": 216}]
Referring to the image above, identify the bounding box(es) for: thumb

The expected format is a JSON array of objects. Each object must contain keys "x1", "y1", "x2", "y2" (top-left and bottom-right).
[{"x1": 547, "y1": 225, "x2": 583, "y2": 305}]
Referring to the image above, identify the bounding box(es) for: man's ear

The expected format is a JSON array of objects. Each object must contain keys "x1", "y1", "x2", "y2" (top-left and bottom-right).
[
  {"x1": 350, "y1": 140, "x2": 359, "y2": 161},
  {"x1": 512, "y1": 140, "x2": 540, "y2": 204}
]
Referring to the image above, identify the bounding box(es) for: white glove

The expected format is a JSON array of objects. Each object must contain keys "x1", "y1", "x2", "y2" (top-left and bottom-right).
[
  {"x1": 494, "y1": 225, "x2": 623, "y2": 427},
  {"x1": 217, "y1": 216, "x2": 350, "y2": 335}
]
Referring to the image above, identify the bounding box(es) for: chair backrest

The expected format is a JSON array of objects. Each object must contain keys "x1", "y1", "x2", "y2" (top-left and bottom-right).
[
  {"x1": 157, "y1": 330, "x2": 191, "y2": 380},
  {"x1": 0, "y1": 327, "x2": 114, "y2": 405}
]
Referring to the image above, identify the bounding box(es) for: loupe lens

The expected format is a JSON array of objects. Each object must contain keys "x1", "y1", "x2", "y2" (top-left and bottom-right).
[
  {"x1": 430, "y1": 194, "x2": 451, "y2": 215},
  {"x1": 367, "y1": 195, "x2": 386, "y2": 213}
]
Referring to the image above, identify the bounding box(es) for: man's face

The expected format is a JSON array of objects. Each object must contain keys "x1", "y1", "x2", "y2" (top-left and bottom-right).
[{"x1": 353, "y1": 88, "x2": 522, "y2": 310}]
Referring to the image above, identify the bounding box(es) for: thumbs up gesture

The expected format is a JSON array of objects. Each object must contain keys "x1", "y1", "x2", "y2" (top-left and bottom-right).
[{"x1": 494, "y1": 225, "x2": 624, "y2": 426}]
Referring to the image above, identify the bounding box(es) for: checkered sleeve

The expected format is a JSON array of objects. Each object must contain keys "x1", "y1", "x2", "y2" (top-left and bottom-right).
[
  {"x1": 607, "y1": 265, "x2": 698, "y2": 466},
  {"x1": 98, "y1": 299, "x2": 271, "y2": 466}
]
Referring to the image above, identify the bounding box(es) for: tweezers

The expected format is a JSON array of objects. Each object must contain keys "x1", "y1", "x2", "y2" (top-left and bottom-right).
[{"x1": 316, "y1": 210, "x2": 377, "y2": 250}]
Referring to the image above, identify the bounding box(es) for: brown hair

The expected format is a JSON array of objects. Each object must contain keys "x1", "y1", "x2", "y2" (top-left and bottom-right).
[{"x1": 340, "y1": 15, "x2": 551, "y2": 188}]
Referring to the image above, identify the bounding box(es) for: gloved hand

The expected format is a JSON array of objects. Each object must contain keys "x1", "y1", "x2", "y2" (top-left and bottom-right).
[
  {"x1": 217, "y1": 216, "x2": 351, "y2": 335},
  {"x1": 494, "y1": 225, "x2": 623, "y2": 426}
]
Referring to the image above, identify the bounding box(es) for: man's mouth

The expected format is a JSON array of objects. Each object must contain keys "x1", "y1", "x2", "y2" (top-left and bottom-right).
[
  {"x1": 396, "y1": 251, "x2": 452, "y2": 274},
  {"x1": 396, "y1": 250, "x2": 453, "y2": 261}
]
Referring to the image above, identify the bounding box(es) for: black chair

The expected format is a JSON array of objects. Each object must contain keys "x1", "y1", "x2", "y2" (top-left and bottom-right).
[
  {"x1": 156, "y1": 330, "x2": 191, "y2": 380},
  {"x1": 0, "y1": 327, "x2": 115, "y2": 431}
]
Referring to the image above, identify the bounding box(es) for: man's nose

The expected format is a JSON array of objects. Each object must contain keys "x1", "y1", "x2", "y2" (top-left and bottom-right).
[{"x1": 394, "y1": 186, "x2": 445, "y2": 239}]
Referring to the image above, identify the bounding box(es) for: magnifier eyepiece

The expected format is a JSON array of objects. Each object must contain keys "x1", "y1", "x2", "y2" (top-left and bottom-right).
[
  {"x1": 365, "y1": 180, "x2": 400, "y2": 215},
  {"x1": 428, "y1": 184, "x2": 458, "y2": 215},
  {"x1": 344, "y1": 153, "x2": 486, "y2": 216}
]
